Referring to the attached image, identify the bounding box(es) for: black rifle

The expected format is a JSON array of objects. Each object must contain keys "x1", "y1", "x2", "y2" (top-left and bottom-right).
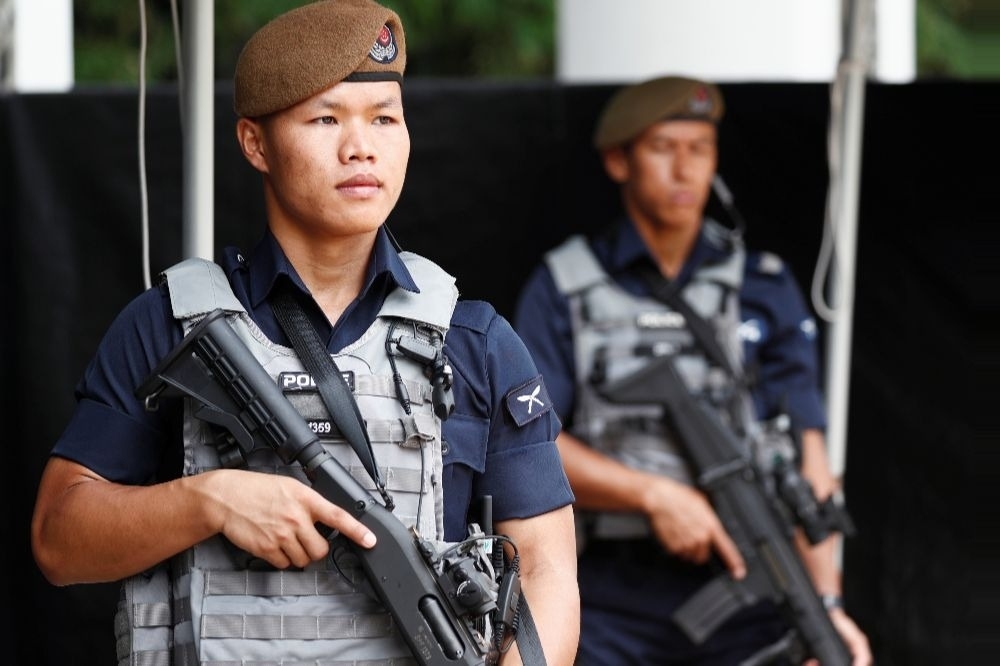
[
  {"x1": 136, "y1": 309, "x2": 499, "y2": 666},
  {"x1": 598, "y1": 353, "x2": 852, "y2": 666}
]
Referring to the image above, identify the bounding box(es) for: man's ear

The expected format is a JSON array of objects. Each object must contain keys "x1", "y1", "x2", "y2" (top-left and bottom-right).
[
  {"x1": 601, "y1": 146, "x2": 629, "y2": 184},
  {"x1": 236, "y1": 117, "x2": 268, "y2": 173}
]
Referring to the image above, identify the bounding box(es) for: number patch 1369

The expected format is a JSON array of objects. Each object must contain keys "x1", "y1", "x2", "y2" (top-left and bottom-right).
[{"x1": 306, "y1": 419, "x2": 336, "y2": 436}]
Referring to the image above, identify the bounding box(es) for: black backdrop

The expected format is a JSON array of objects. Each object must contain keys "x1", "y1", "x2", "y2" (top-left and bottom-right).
[{"x1": 1, "y1": 79, "x2": 992, "y2": 664}]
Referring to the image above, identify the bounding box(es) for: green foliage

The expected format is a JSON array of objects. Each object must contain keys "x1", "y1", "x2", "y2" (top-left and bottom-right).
[
  {"x1": 382, "y1": 0, "x2": 554, "y2": 77},
  {"x1": 73, "y1": 0, "x2": 554, "y2": 84},
  {"x1": 212, "y1": 0, "x2": 304, "y2": 78},
  {"x1": 73, "y1": 0, "x2": 175, "y2": 82},
  {"x1": 73, "y1": 1, "x2": 997, "y2": 84},
  {"x1": 917, "y1": 0, "x2": 1000, "y2": 78}
]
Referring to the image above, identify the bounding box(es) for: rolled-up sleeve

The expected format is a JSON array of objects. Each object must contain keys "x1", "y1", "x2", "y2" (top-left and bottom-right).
[
  {"x1": 49, "y1": 286, "x2": 182, "y2": 484},
  {"x1": 53, "y1": 398, "x2": 170, "y2": 483}
]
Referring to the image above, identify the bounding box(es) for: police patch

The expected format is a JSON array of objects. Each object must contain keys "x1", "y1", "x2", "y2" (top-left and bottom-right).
[
  {"x1": 278, "y1": 371, "x2": 355, "y2": 392},
  {"x1": 505, "y1": 374, "x2": 552, "y2": 427},
  {"x1": 368, "y1": 24, "x2": 398, "y2": 64},
  {"x1": 636, "y1": 311, "x2": 685, "y2": 329}
]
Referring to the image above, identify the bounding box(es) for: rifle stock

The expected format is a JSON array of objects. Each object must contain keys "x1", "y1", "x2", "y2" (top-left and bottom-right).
[
  {"x1": 599, "y1": 353, "x2": 851, "y2": 666},
  {"x1": 137, "y1": 309, "x2": 493, "y2": 666}
]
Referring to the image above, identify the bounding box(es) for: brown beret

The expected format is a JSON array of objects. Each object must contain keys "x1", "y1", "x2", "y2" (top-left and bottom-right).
[
  {"x1": 593, "y1": 75, "x2": 724, "y2": 151},
  {"x1": 234, "y1": 0, "x2": 407, "y2": 118}
]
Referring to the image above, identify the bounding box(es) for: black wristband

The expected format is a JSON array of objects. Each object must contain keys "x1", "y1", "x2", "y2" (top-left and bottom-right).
[{"x1": 820, "y1": 594, "x2": 844, "y2": 611}]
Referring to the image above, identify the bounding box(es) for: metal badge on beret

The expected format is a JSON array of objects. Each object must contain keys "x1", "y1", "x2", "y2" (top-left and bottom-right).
[
  {"x1": 593, "y1": 75, "x2": 725, "y2": 151},
  {"x1": 366, "y1": 22, "x2": 399, "y2": 65},
  {"x1": 234, "y1": 0, "x2": 407, "y2": 118}
]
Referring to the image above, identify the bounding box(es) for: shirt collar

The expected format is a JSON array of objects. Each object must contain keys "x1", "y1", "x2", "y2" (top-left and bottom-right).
[
  {"x1": 608, "y1": 216, "x2": 730, "y2": 282},
  {"x1": 606, "y1": 217, "x2": 652, "y2": 272},
  {"x1": 247, "y1": 226, "x2": 419, "y2": 309}
]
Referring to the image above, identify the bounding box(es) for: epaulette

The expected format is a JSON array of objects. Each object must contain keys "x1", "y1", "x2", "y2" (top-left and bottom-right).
[{"x1": 449, "y1": 299, "x2": 497, "y2": 335}]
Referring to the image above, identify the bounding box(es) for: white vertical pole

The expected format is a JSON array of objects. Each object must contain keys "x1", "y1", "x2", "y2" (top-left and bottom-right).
[
  {"x1": 824, "y1": 0, "x2": 873, "y2": 479},
  {"x1": 874, "y1": 0, "x2": 916, "y2": 83},
  {"x1": 182, "y1": 0, "x2": 214, "y2": 260},
  {"x1": 7, "y1": 0, "x2": 73, "y2": 91}
]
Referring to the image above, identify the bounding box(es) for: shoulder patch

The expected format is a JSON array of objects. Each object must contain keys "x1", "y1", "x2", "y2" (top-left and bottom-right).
[
  {"x1": 756, "y1": 252, "x2": 784, "y2": 275},
  {"x1": 505, "y1": 374, "x2": 552, "y2": 427}
]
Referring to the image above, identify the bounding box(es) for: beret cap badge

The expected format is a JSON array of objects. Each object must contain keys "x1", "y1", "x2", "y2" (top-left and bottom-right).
[
  {"x1": 368, "y1": 24, "x2": 398, "y2": 64},
  {"x1": 688, "y1": 85, "x2": 714, "y2": 115}
]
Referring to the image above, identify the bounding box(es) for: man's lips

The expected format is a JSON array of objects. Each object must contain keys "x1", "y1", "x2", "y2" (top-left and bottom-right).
[
  {"x1": 337, "y1": 174, "x2": 381, "y2": 195},
  {"x1": 671, "y1": 190, "x2": 698, "y2": 205}
]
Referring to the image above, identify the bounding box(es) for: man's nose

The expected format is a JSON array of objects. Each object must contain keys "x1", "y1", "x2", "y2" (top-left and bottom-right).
[
  {"x1": 672, "y1": 150, "x2": 693, "y2": 179},
  {"x1": 340, "y1": 122, "x2": 376, "y2": 162}
]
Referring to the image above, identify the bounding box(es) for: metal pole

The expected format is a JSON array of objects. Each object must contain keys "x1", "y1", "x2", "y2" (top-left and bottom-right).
[
  {"x1": 181, "y1": 0, "x2": 214, "y2": 260},
  {"x1": 824, "y1": 0, "x2": 873, "y2": 479}
]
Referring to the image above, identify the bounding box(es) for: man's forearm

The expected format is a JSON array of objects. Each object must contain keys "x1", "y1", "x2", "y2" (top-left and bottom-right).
[
  {"x1": 31, "y1": 458, "x2": 220, "y2": 585},
  {"x1": 497, "y1": 505, "x2": 580, "y2": 665},
  {"x1": 797, "y1": 428, "x2": 844, "y2": 595}
]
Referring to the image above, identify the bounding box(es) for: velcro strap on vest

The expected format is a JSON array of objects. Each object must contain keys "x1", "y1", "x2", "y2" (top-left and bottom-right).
[
  {"x1": 195, "y1": 459, "x2": 429, "y2": 497},
  {"x1": 122, "y1": 650, "x2": 170, "y2": 666},
  {"x1": 200, "y1": 612, "x2": 396, "y2": 641},
  {"x1": 365, "y1": 414, "x2": 436, "y2": 447},
  {"x1": 128, "y1": 600, "x2": 173, "y2": 628},
  {"x1": 347, "y1": 464, "x2": 425, "y2": 494},
  {"x1": 116, "y1": 643, "x2": 197, "y2": 666},
  {"x1": 115, "y1": 636, "x2": 184, "y2": 666},
  {"x1": 203, "y1": 570, "x2": 359, "y2": 597},
  {"x1": 201, "y1": 657, "x2": 416, "y2": 666},
  {"x1": 354, "y1": 374, "x2": 433, "y2": 404}
]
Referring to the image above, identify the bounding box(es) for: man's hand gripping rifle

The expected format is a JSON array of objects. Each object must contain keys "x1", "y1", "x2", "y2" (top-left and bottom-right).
[
  {"x1": 136, "y1": 309, "x2": 502, "y2": 666},
  {"x1": 598, "y1": 353, "x2": 854, "y2": 666}
]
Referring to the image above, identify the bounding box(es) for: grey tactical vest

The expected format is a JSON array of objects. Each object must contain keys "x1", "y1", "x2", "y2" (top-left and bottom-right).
[
  {"x1": 545, "y1": 221, "x2": 755, "y2": 541},
  {"x1": 115, "y1": 252, "x2": 459, "y2": 666}
]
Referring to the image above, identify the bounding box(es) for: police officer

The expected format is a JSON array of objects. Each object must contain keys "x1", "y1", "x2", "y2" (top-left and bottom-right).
[
  {"x1": 31, "y1": 1, "x2": 579, "y2": 664},
  {"x1": 513, "y1": 75, "x2": 871, "y2": 665}
]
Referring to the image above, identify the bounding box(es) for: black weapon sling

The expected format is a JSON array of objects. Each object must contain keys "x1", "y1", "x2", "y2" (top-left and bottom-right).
[
  {"x1": 271, "y1": 283, "x2": 389, "y2": 503},
  {"x1": 637, "y1": 263, "x2": 744, "y2": 383},
  {"x1": 270, "y1": 283, "x2": 548, "y2": 666}
]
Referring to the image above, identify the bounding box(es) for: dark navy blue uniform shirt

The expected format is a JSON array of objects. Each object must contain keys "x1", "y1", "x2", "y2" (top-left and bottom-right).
[
  {"x1": 513, "y1": 217, "x2": 826, "y2": 433},
  {"x1": 52, "y1": 227, "x2": 573, "y2": 541}
]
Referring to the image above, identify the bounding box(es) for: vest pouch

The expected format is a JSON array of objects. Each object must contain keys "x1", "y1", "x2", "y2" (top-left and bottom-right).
[
  {"x1": 114, "y1": 564, "x2": 173, "y2": 666},
  {"x1": 186, "y1": 565, "x2": 413, "y2": 663}
]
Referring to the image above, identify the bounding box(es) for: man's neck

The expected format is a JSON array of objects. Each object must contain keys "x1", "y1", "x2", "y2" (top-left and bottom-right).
[
  {"x1": 272, "y1": 227, "x2": 377, "y2": 326},
  {"x1": 632, "y1": 217, "x2": 701, "y2": 279}
]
